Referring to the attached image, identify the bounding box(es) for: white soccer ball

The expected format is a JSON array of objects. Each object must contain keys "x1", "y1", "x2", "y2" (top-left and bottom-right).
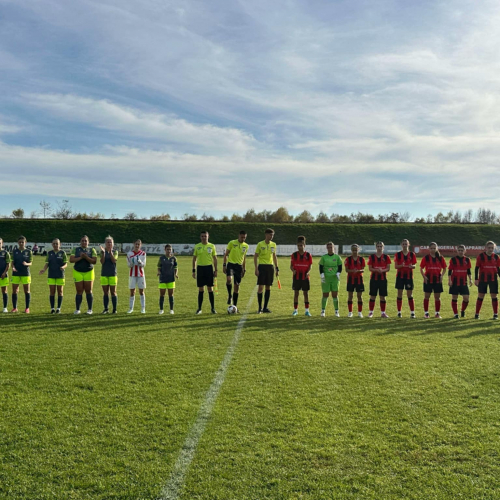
[{"x1": 227, "y1": 305, "x2": 238, "y2": 314}]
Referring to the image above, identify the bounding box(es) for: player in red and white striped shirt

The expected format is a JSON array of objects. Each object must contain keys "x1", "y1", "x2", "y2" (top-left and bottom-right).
[{"x1": 127, "y1": 239, "x2": 147, "y2": 313}]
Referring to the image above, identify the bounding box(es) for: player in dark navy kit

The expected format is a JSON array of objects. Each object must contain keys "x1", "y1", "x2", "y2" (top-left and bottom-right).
[
  {"x1": 11, "y1": 235, "x2": 33, "y2": 313},
  {"x1": 157, "y1": 244, "x2": 178, "y2": 315},
  {"x1": 39, "y1": 238, "x2": 68, "y2": 313},
  {"x1": 0, "y1": 238, "x2": 11, "y2": 313},
  {"x1": 394, "y1": 239, "x2": 417, "y2": 318},
  {"x1": 420, "y1": 242, "x2": 447, "y2": 319},
  {"x1": 448, "y1": 245, "x2": 472, "y2": 319},
  {"x1": 474, "y1": 241, "x2": 500, "y2": 320}
]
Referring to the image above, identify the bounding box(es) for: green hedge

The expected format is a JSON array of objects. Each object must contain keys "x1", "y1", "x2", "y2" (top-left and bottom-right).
[{"x1": 0, "y1": 220, "x2": 499, "y2": 245}]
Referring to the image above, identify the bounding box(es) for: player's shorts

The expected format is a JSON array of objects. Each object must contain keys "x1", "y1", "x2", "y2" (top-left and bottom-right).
[
  {"x1": 0, "y1": 276, "x2": 9, "y2": 287},
  {"x1": 257, "y1": 264, "x2": 274, "y2": 286},
  {"x1": 129, "y1": 276, "x2": 146, "y2": 289},
  {"x1": 197, "y1": 265, "x2": 214, "y2": 288},
  {"x1": 100, "y1": 276, "x2": 118, "y2": 286},
  {"x1": 322, "y1": 280, "x2": 339, "y2": 293},
  {"x1": 293, "y1": 278, "x2": 310, "y2": 291},
  {"x1": 11, "y1": 276, "x2": 31, "y2": 285},
  {"x1": 369, "y1": 280, "x2": 388, "y2": 297},
  {"x1": 227, "y1": 263, "x2": 243, "y2": 285},
  {"x1": 347, "y1": 282, "x2": 365, "y2": 293},
  {"x1": 158, "y1": 282, "x2": 175, "y2": 290},
  {"x1": 477, "y1": 281, "x2": 499, "y2": 294},
  {"x1": 423, "y1": 282, "x2": 444, "y2": 294},
  {"x1": 449, "y1": 284, "x2": 470, "y2": 296},
  {"x1": 395, "y1": 277, "x2": 414, "y2": 291},
  {"x1": 73, "y1": 269, "x2": 95, "y2": 282},
  {"x1": 48, "y1": 278, "x2": 65, "y2": 286}
]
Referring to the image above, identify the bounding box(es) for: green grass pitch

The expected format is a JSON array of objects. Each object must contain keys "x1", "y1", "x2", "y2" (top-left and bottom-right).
[{"x1": 1, "y1": 255, "x2": 500, "y2": 499}]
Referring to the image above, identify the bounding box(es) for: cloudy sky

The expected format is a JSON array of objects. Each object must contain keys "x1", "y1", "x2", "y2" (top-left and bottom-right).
[{"x1": 1, "y1": 0, "x2": 500, "y2": 219}]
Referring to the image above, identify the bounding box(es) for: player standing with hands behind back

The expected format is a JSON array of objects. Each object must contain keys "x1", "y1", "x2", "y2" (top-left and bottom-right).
[
  {"x1": 254, "y1": 228, "x2": 279, "y2": 313},
  {"x1": 158, "y1": 244, "x2": 178, "y2": 315},
  {"x1": 192, "y1": 231, "x2": 218, "y2": 314},
  {"x1": 291, "y1": 236, "x2": 313, "y2": 316}
]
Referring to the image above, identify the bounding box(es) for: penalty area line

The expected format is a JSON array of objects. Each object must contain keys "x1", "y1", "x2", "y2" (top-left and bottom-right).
[{"x1": 158, "y1": 286, "x2": 257, "y2": 500}]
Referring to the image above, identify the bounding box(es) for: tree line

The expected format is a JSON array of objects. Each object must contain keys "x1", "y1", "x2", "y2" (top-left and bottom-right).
[{"x1": 3, "y1": 201, "x2": 499, "y2": 225}]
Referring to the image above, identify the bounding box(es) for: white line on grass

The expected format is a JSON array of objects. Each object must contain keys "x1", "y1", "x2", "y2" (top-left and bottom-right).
[{"x1": 158, "y1": 286, "x2": 257, "y2": 500}]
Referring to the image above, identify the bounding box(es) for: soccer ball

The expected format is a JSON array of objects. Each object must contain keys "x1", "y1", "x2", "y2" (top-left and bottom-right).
[{"x1": 227, "y1": 305, "x2": 237, "y2": 314}]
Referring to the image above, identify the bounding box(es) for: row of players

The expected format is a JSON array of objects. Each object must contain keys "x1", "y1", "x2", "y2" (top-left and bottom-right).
[{"x1": 0, "y1": 230, "x2": 499, "y2": 319}]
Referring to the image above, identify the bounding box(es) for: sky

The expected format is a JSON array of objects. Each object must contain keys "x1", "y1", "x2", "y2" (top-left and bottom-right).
[{"x1": 1, "y1": 0, "x2": 500, "y2": 219}]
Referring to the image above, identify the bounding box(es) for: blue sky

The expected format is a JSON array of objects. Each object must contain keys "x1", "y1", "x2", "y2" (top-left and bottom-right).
[{"x1": 1, "y1": 0, "x2": 500, "y2": 219}]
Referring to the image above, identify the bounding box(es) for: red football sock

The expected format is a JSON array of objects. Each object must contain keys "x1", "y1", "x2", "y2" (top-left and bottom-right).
[
  {"x1": 294, "y1": 302, "x2": 298, "y2": 310},
  {"x1": 348, "y1": 301, "x2": 353, "y2": 313},
  {"x1": 305, "y1": 302, "x2": 309, "y2": 309},
  {"x1": 358, "y1": 301, "x2": 363, "y2": 312},
  {"x1": 451, "y1": 299, "x2": 458, "y2": 315},
  {"x1": 369, "y1": 299, "x2": 375, "y2": 312},
  {"x1": 435, "y1": 299, "x2": 441, "y2": 312},
  {"x1": 380, "y1": 300, "x2": 386, "y2": 312},
  {"x1": 424, "y1": 298, "x2": 429, "y2": 312},
  {"x1": 461, "y1": 301, "x2": 468, "y2": 311},
  {"x1": 396, "y1": 297, "x2": 402, "y2": 312},
  {"x1": 476, "y1": 298, "x2": 483, "y2": 314},
  {"x1": 493, "y1": 298, "x2": 498, "y2": 314},
  {"x1": 408, "y1": 297, "x2": 415, "y2": 312}
]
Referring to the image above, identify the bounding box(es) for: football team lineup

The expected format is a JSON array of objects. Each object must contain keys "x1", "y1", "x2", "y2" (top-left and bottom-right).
[{"x1": 1, "y1": 228, "x2": 500, "y2": 320}]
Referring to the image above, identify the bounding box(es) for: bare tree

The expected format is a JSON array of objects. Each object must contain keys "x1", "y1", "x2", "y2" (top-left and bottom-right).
[
  {"x1": 182, "y1": 213, "x2": 198, "y2": 221},
  {"x1": 53, "y1": 199, "x2": 73, "y2": 219},
  {"x1": 398, "y1": 211, "x2": 412, "y2": 222},
  {"x1": 39, "y1": 200, "x2": 52, "y2": 218},
  {"x1": 123, "y1": 212, "x2": 138, "y2": 221},
  {"x1": 30, "y1": 210, "x2": 38, "y2": 219}
]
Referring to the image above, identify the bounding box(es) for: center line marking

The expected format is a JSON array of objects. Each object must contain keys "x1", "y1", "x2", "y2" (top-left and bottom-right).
[{"x1": 158, "y1": 286, "x2": 257, "y2": 500}]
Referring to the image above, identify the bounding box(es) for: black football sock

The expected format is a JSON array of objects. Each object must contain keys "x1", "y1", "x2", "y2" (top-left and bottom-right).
[
  {"x1": 3, "y1": 292, "x2": 8, "y2": 308},
  {"x1": 25, "y1": 293, "x2": 31, "y2": 309},
  {"x1": 76, "y1": 294, "x2": 82, "y2": 310},
  {"x1": 169, "y1": 296, "x2": 174, "y2": 310},
  {"x1": 12, "y1": 293, "x2": 18, "y2": 309},
  {"x1": 198, "y1": 291, "x2": 204, "y2": 309},
  {"x1": 264, "y1": 290, "x2": 271, "y2": 309},
  {"x1": 49, "y1": 295, "x2": 55, "y2": 309},
  {"x1": 233, "y1": 292, "x2": 239, "y2": 306},
  {"x1": 103, "y1": 294, "x2": 109, "y2": 310},
  {"x1": 257, "y1": 293, "x2": 263, "y2": 309},
  {"x1": 57, "y1": 295, "x2": 63, "y2": 309},
  {"x1": 160, "y1": 295, "x2": 165, "y2": 310},
  {"x1": 111, "y1": 295, "x2": 117, "y2": 312},
  {"x1": 86, "y1": 293, "x2": 93, "y2": 310},
  {"x1": 226, "y1": 283, "x2": 232, "y2": 298},
  {"x1": 208, "y1": 291, "x2": 215, "y2": 309}
]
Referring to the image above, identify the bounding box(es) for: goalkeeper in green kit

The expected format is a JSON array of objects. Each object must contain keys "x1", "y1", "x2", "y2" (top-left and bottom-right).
[{"x1": 319, "y1": 242, "x2": 343, "y2": 317}]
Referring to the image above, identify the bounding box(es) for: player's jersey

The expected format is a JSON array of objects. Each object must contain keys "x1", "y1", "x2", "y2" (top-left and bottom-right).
[
  {"x1": 46, "y1": 250, "x2": 67, "y2": 279},
  {"x1": 72, "y1": 247, "x2": 97, "y2": 273},
  {"x1": 12, "y1": 248, "x2": 33, "y2": 277},
  {"x1": 319, "y1": 253, "x2": 342, "y2": 282},
  {"x1": 226, "y1": 240, "x2": 249, "y2": 265},
  {"x1": 448, "y1": 256, "x2": 471, "y2": 286},
  {"x1": 158, "y1": 255, "x2": 177, "y2": 283},
  {"x1": 475, "y1": 252, "x2": 500, "y2": 282},
  {"x1": 193, "y1": 243, "x2": 216, "y2": 267},
  {"x1": 291, "y1": 251, "x2": 313, "y2": 280},
  {"x1": 0, "y1": 249, "x2": 11, "y2": 276},
  {"x1": 345, "y1": 256, "x2": 365, "y2": 285},
  {"x1": 101, "y1": 250, "x2": 118, "y2": 277},
  {"x1": 394, "y1": 251, "x2": 417, "y2": 279},
  {"x1": 420, "y1": 254, "x2": 447, "y2": 283},
  {"x1": 127, "y1": 250, "x2": 146, "y2": 277},
  {"x1": 255, "y1": 240, "x2": 277, "y2": 265},
  {"x1": 368, "y1": 254, "x2": 391, "y2": 281}
]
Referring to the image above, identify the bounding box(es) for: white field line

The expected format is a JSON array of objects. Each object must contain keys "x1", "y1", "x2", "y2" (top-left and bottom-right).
[{"x1": 158, "y1": 286, "x2": 257, "y2": 500}]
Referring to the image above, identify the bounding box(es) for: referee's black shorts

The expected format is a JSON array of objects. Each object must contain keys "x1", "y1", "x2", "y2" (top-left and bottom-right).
[
  {"x1": 197, "y1": 265, "x2": 214, "y2": 288},
  {"x1": 227, "y1": 263, "x2": 243, "y2": 285},
  {"x1": 257, "y1": 264, "x2": 274, "y2": 286}
]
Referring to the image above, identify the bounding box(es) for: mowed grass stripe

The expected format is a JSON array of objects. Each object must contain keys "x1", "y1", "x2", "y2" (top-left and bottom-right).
[{"x1": 159, "y1": 286, "x2": 257, "y2": 500}]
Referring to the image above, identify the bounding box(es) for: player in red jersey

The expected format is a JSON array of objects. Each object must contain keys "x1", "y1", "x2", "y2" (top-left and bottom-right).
[
  {"x1": 367, "y1": 241, "x2": 391, "y2": 318},
  {"x1": 474, "y1": 241, "x2": 500, "y2": 320},
  {"x1": 419, "y1": 242, "x2": 447, "y2": 319},
  {"x1": 290, "y1": 236, "x2": 313, "y2": 316},
  {"x1": 448, "y1": 244, "x2": 472, "y2": 319},
  {"x1": 394, "y1": 239, "x2": 417, "y2": 319},
  {"x1": 344, "y1": 244, "x2": 365, "y2": 318}
]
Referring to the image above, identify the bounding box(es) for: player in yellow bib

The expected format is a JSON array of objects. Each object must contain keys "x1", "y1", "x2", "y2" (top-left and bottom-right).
[
  {"x1": 223, "y1": 230, "x2": 249, "y2": 308},
  {"x1": 192, "y1": 231, "x2": 218, "y2": 314},
  {"x1": 254, "y1": 228, "x2": 279, "y2": 313}
]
